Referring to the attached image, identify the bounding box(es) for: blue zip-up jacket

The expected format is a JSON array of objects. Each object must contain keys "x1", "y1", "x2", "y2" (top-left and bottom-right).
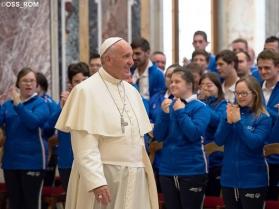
[
  {"x1": 57, "y1": 131, "x2": 73, "y2": 169},
  {"x1": 149, "y1": 90, "x2": 167, "y2": 169},
  {"x1": 264, "y1": 81, "x2": 279, "y2": 125},
  {"x1": 269, "y1": 116, "x2": 279, "y2": 144},
  {"x1": 149, "y1": 89, "x2": 167, "y2": 123},
  {"x1": 215, "y1": 107, "x2": 271, "y2": 188},
  {"x1": 251, "y1": 67, "x2": 262, "y2": 84},
  {"x1": 0, "y1": 96, "x2": 49, "y2": 169},
  {"x1": 41, "y1": 94, "x2": 60, "y2": 137},
  {"x1": 263, "y1": 81, "x2": 279, "y2": 164},
  {"x1": 153, "y1": 96, "x2": 210, "y2": 176},
  {"x1": 48, "y1": 107, "x2": 73, "y2": 169},
  {"x1": 147, "y1": 65, "x2": 165, "y2": 98},
  {"x1": 131, "y1": 64, "x2": 165, "y2": 99},
  {"x1": 40, "y1": 94, "x2": 60, "y2": 159},
  {"x1": 201, "y1": 97, "x2": 227, "y2": 168},
  {"x1": 208, "y1": 54, "x2": 217, "y2": 73}
]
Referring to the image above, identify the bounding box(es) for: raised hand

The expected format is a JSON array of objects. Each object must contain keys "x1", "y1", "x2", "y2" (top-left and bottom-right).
[
  {"x1": 226, "y1": 103, "x2": 233, "y2": 124},
  {"x1": 10, "y1": 86, "x2": 21, "y2": 105},
  {"x1": 231, "y1": 104, "x2": 240, "y2": 123},
  {"x1": 173, "y1": 98, "x2": 185, "y2": 111},
  {"x1": 161, "y1": 98, "x2": 172, "y2": 113},
  {"x1": 227, "y1": 103, "x2": 240, "y2": 124},
  {"x1": 198, "y1": 88, "x2": 208, "y2": 100},
  {"x1": 60, "y1": 90, "x2": 70, "y2": 108},
  {"x1": 0, "y1": 86, "x2": 13, "y2": 104}
]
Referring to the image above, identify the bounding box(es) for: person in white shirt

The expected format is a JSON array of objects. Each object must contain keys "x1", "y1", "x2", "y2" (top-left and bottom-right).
[
  {"x1": 130, "y1": 37, "x2": 165, "y2": 100},
  {"x1": 216, "y1": 49, "x2": 239, "y2": 104},
  {"x1": 257, "y1": 49, "x2": 279, "y2": 200}
]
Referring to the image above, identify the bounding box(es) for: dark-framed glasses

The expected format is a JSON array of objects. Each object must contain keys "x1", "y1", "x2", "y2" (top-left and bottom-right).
[{"x1": 234, "y1": 91, "x2": 252, "y2": 97}]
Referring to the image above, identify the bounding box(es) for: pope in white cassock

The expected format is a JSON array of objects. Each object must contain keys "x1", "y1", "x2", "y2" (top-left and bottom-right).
[{"x1": 55, "y1": 37, "x2": 158, "y2": 209}]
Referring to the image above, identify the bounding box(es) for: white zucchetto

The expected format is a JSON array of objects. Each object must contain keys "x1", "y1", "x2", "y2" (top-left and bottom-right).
[{"x1": 100, "y1": 37, "x2": 123, "y2": 56}]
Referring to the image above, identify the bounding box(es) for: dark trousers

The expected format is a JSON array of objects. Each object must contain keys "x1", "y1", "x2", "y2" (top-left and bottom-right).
[
  {"x1": 267, "y1": 163, "x2": 279, "y2": 200},
  {"x1": 205, "y1": 166, "x2": 221, "y2": 196},
  {"x1": 4, "y1": 169, "x2": 44, "y2": 209},
  {"x1": 58, "y1": 168, "x2": 71, "y2": 192},
  {"x1": 222, "y1": 187, "x2": 267, "y2": 209},
  {"x1": 153, "y1": 167, "x2": 162, "y2": 193},
  {"x1": 159, "y1": 175, "x2": 207, "y2": 209},
  {"x1": 44, "y1": 151, "x2": 57, "y2": 186}
]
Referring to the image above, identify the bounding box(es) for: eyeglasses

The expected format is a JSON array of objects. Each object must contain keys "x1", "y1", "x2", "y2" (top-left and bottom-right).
[
  {"x1": 21, "y1": 79, "x2": 36, "y2": 84},
  {"x1": 234, "y1": 91, "x2": 252, "y2": 97}
]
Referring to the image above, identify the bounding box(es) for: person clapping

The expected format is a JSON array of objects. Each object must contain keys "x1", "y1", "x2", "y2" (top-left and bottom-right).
[{"x1": 215, "y1": 76, "x2": 272, "y2": 209}]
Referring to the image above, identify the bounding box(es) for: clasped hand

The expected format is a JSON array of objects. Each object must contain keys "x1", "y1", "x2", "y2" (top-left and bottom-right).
[
  {"x1": 60, "y1": 90, "x2": 70, "y2": 108},
  {"x1": 0, "y1": 86, "x2": 21, "y2": 105},
  {"x1": 161, "y1": 98, "x2": 185, "y2": 113},
  {"x1": 226, "y1": 103, "x2": 240, "y2": 124}
]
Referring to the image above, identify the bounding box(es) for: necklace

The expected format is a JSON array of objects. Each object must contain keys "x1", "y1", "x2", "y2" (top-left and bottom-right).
[{"x1": 98, "y1": 72, "x2": 128, "y2": 133}]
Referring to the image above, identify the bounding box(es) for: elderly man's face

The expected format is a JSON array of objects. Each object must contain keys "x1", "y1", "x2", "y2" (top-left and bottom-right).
[
  {"x1": 151, "y1": 54, "x2": 166, "y2": 71},
  {"x1": 107, "y1": 41, "x2": 134, "y2": 80}
]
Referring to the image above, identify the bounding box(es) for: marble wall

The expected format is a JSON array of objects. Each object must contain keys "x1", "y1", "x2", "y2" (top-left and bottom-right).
[
  {"x1": 89, "y1": 0, "x2": 98, "y2": 56},
  {"x1": 101, "y1": 0, "x2": 128, "y2": 40},
  {"x1": 132, "y1": 0, "x2": 141, "y2": 40},
  {"x1": 0, "y1": 0, "x2": 51, "y2": 96},
  {"x1": 265, "y1": 0, "x2": 279, "y2": 37},
  {"x1": 65, "y1": 0, "x2": 79, "y2": 67},
  {"x1": 0, "y1": 0, "x2": 141, "y2": 96},
  {"x1": 87, "y1": 0, "x2": 141, "y2": 56},
  {"x1": 217, "y1": 0, "x2": 265, "y2": 55}
]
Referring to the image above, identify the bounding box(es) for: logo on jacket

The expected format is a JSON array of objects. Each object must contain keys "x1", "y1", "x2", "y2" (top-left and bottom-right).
[
  {"x1": 189, "y1": 187, "x2": 203, "y2": 192},
  {"x1": 247, "y1": 126, "x2": 255, "y2": 131},
  {"x1": 244, "y1": 193, "x2": 261, "y2": 199}
]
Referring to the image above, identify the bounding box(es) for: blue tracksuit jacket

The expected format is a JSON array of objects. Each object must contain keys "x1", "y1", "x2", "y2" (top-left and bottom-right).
[
  {"x1": 215, "y1": 107, "x2": 271, "y2": 188},
  {"x1": 0, "y1": 96, "x2": 49, "y2": 169},
  {"x1": 153, "y1": 97, "x2": 210, "y2": 176},
  {"x1": 202, "y1": 97, "x2": 227, "y2": 168},
  {"x1": 263, "y1": 81, "x2": 279, "y2": 164},
  {"x1": 48, "y1": 107, "x2": 73, "y2": 169}
]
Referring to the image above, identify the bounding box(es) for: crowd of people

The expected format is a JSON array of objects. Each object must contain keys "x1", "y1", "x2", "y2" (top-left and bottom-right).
[{"x1": 0, "y1": 31, "x2": 278, "y2": 209}]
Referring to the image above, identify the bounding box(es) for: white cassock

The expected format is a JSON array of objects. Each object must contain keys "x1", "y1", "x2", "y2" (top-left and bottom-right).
[{"x1": 55, "y1": 67, "x2": 158, "y2": 209}]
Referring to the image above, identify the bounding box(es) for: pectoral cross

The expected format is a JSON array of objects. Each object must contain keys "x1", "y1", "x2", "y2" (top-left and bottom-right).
[{"x1": 121, "y1": 117, "x2": 128, "y2": 133}]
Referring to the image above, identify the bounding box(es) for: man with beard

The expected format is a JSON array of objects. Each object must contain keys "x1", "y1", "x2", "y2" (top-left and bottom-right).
[{"x1": 130, "y1": 37, "x2": 165, "y2": 100}]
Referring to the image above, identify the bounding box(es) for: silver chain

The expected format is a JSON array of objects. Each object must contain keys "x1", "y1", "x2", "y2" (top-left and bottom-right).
[{"x1": 98, "y1": 71, "x2": 126, "y2": 119}]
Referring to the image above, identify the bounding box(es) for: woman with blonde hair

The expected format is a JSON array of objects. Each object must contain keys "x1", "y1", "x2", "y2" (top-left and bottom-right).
[{"x1": 215, "y1": 76, "x2": 271, "y2": 209}]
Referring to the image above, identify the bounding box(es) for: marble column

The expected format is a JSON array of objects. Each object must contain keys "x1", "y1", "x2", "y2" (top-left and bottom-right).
[
  {"x1": 265, "y1": 0, "x2": 279, "y2": 37},
  {"x1": 89, "y1": 1, "x2": 99, "y2": 55},
  {"x1": 92, "y1": 0, "x2": 139, "y2": 52},
  {"x1": 217, "y1": 0, "x2": 265, "y2": 55},
  {"x1": 131, "y1": 0, "x2": 141, "y2": 40},
  {"x1": 50, "y1": 0, "x2": 60, "y2": 100},
  {"x1": 0, "y1": 0, "x2": 51, "y2": 96},
  {"x1": 79, "y1": 0, "x2": 89, "y2": 63},
  {"x1": 101, "y1": 0, "x2": 129, "y2": 40},
  {"x1": 141, "y1": 0, "x2": 150, "y2": 41},
  {"x1": 149, "y1": 0, "x2": 164, "y2": 52},
  {"x1": 138, "y1": 0, "x2": 163, "y2": 52},
  {"x1": 65, "y1": 0, "x2": 79, "y2": 67}
]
